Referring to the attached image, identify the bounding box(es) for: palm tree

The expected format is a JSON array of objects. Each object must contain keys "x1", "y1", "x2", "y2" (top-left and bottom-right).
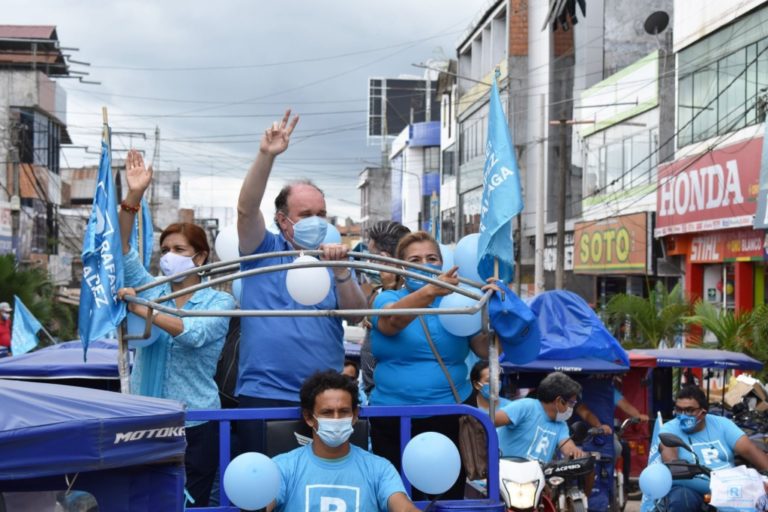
[
  {"x1": 605, "y1": 282, "x2": 691, "y2": 348},
  {"x1": 683, "y1": 300, "x2": 753, "y2": 350},
  {"x1": 0, "y1": 254, "x2": 77, "y2": 345},
  {"x1": 684, "y1": 301, "x2": 768, "y2": 381}
]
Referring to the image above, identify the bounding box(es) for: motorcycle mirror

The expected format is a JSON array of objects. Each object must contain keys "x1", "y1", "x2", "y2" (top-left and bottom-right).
[
  {"x1": 570, "y1": 421, "x2": 589, "y2": 444},
  {"x1": 659, "y1": 433, "x2": 694, "y2": 454}
]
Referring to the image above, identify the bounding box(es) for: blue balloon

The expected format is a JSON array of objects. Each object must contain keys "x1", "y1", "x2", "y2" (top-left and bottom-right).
[
  {"x1": 232, "y1": 279, "x2": 242, "y2": 305},
  {"x1": 223, "y1": 452, "x2": 281, "y2": 511},
  {"x1": 403, "y1": 432, "x2": 461, "y2": 495},
  {"x1": 438, "y1": 290, "x2": 482, "y2": 337},
  {"x1": 323, "y1": 223, "x2": 342, "y2": 244},
  {"x1": 439, "y1": 243, "x2": 455, "y2": 272},
  {"x1": 454, "y1": 233, "x2": 482, "y2": 283},
  {"x1": 639, "y1": 463, "x2": 672, "y2": 500},
  {"x1": 126, "y1": 312, "x2": 161, "y2": 348}
]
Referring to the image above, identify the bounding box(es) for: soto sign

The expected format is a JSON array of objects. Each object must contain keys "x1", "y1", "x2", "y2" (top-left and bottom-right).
[{"x1": 574, "y1": 213, "x2": 649, "y2": 274}]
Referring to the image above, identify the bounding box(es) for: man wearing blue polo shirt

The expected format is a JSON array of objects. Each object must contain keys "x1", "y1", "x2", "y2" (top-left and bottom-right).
[
  {"x1": 237, "y1": 110, "x2": 367, "y2": 453},
  {"x1": 495, "y1": 372, "x2": 586, "y2": 462}
]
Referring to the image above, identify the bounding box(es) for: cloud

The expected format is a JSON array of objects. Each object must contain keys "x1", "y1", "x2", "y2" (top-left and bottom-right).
[{"x1": 6, "y1": 0, "x2": 488, "y2": 224}]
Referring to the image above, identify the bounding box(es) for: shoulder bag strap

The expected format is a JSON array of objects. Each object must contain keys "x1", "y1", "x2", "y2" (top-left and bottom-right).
[{"x1": 418, "y1": 315, "x2": 462, "y2": 404}]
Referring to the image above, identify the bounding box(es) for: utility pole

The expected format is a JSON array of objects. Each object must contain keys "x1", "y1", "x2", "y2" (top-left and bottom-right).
[
  {"x1": 9, "y1": 122, "x2": 21, "y2": 257},
  {"x1": 534, "y1": 94, "x2": 546, "y2": 294},
  {"x1": 555, "y1": 118, "x2": 567, "y2": 289}
]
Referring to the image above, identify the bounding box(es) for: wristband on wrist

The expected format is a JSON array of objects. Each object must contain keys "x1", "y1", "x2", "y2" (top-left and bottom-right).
[
  {"x1": 120, "y1": 201, "x2": 141, "y2": 213},
  {"x1": 334, "y1": 270, "x2": 353, "y2": 284}
]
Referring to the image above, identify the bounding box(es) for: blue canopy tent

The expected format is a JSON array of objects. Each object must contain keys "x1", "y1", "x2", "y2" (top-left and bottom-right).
[
  {"x1": 628, "y1": 348, "x2": 763, "y2": 371},
  {"x1": 0, "y1": 379, "x2": 186, "y2": 511},
  {"x1": 0, "y1": 339, "x2": 120, "y2": 391}
]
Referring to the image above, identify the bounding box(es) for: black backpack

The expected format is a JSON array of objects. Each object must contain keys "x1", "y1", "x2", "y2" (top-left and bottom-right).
[{"x1": 214, "y1": 317, "x2": 240, "y2": 408}]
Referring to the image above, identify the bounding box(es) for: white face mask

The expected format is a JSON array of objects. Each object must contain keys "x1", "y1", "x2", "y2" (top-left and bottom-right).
[
  {"x1": 556, "y1": 399, "x2": 574, "y2": 422},
  {"x1": 159, "y1": 252, "x2": 198, "y2": 282},
  {"x1": 556, "y1": 406, "x2": 574, "y2": 422}
]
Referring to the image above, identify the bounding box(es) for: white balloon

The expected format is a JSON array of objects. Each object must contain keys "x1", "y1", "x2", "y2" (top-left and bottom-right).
[
  {"x1": 286, "y1": 255, "x2": 331, "y2": 306},
  {"x1": 215, "y1": 225, "x2": 240, "y2": 262}
]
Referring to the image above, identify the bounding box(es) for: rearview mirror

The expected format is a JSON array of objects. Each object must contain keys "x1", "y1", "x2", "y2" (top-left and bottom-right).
[{"x1": 659, "y1": 433, "x2": 693, "y2": 454}]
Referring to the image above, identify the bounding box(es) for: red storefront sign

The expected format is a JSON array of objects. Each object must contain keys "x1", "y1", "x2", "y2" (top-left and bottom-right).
[
  {"x1": 688, "y1": 228, "x2": 765, "y2": 263},
  {"x1": 655, "y1": 138, "x2": 762, "y2": 237}
]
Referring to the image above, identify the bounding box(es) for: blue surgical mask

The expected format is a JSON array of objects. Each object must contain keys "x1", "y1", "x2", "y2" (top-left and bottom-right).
[
  {"x1": 404, "y1": 264, "x2": 442, "y2": 291},
  {"x1": 677, "y1": 413, "x2": 700, "y2": 433},
  {"x1": 288, "y1": 216, "x2": 328, "y2": 249},
  {"x1": 314, "y1": 416, "x2": 355, "y2": 448},
  {"x1": 479, "y1": 383, "x2": 491, "y2": 400},
  {"x1": 160, "y1": 252, "x2": 198, "y2": 282}
]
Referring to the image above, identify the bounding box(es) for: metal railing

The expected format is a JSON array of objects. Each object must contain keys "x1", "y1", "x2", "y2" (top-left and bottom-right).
[{"x1": 185, "y1": 404, "x2": 502, "y2": 511}]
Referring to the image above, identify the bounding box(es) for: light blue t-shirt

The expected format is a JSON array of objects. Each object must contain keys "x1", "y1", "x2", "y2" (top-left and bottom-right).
[
  {"x1": 660, "y1": 414, "x2": 746, "y2": 494},
  {"x1": 238, "y1": 232, "x2": 344, "y2": 401},
  {"x1": 273, "y1": 444, "x2": 406, "y2": 512},
  {"x1": 369, "y1": 289, "x2": 472, "y2": 405},
  {"x1": 497, "y1": 398, "x2": 570, "y2": 462},
  {"x1": 124, "y1": 249, "x2": 235, "y2": 427}
]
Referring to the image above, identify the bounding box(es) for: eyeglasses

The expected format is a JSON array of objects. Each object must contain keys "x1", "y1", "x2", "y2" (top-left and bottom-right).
[
  {"x1": 560, "y1": 397, "x2": 578, "y2": 408},
  {"x1": 673, "y1": 406, "x2": 701, "y2": 415}
]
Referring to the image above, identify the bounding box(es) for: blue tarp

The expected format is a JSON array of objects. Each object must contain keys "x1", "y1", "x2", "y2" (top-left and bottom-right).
[
  {"x1": 0, "y1": 340, "x2": 119, "y2": 379},
  {"x1": 502, "y1": 290, "x2": 629, "y2": 373},
  {"x1": 528, "y1": 290, "x2": 629, "y2": 365},
  {"x1": 0, "y1": 379, "x2": 186, "y2": 480},
  {"x1": 629, "y1": 348, "x2": 763, "y2": 371}
]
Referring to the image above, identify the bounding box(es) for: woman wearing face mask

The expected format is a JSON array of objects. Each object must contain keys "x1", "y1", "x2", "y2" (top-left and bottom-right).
[
  {"x1": 368, "y1": 231, "x2": 491, "y2": 500},
  {"x1": 470, "y1": 360, "x2": 512, "y2": 412},
  {"x1": 117, "y1": 149, "x2": 235, "y2": 507}
]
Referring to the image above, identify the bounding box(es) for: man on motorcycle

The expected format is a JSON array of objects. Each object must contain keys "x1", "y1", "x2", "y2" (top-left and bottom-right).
[
  {"x1": 494, "y1": 372, "x2": 586, "y2": 462},
  {"x1": 659, "y1": 385, "x2": 768, "y2": 512}
]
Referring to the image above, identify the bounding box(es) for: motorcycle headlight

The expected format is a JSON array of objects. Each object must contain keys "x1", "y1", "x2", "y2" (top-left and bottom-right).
[{"x1": 501, "y1": 478, "x2": 539, "y2": 509}]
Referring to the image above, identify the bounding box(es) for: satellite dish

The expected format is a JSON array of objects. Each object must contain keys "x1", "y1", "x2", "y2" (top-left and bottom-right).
[{"x1": 644, "y1": 11, "x2": 669, "y2": 35}]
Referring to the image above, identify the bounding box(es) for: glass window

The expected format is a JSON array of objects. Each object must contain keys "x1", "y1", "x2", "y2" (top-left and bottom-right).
[
  {"x1": 442, "y1": 145, "x2": 456, "y2": 181},
  {"x1": 441, "y1": 208, "x2": 456, "y2": 244},
  {"x1": 692, "y1": 66, "x2": 718, "y2": 141},
  {"x1": 605, "y1": 142, "x2": 623, "y2": 193},
  {"x1": 718, "y1": 48, "x2": 747, "y2": 132},
  {"x1": 678, "y1": 74, "x2": 694, "y2": 147},
  {"x1": 424, "y1": 147, "x2": 440, "y2": 171}
]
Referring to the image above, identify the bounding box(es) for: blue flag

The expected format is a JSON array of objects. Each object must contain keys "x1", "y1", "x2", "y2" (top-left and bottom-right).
[
  {"x1": 11, "y1": 295, "x2": 43, "y2": 355},
  {"x1": 478, "y1": 72, "x2": 523, "y2": 283},
  {"x1": 640, "y1": 413, "x2": 665, "y2": 512},
  {"x1": 129, "y1": 197, "x2": 154, "y2": 269},
  {"x1": 78, "y1": 139, "x2": 126, "y2": 356}
]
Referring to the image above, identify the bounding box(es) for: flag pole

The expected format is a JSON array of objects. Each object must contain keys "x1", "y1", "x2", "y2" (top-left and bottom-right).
[
  {"x1": 488, "y1": 257, "x2": 501, "y2": 421},
  {"x1": 103, "y1": 106, "x2": 130, "y2": 394}
]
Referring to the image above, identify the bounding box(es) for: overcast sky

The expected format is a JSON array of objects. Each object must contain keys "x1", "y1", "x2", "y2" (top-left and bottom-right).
[{"x1": 6, "y1": 0, "x2": 489, "y2": 224}]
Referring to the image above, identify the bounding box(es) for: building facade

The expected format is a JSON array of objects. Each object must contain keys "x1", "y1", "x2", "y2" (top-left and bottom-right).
[{"x1": 655, "y1": 0, "x2": 768, "y2": 316}]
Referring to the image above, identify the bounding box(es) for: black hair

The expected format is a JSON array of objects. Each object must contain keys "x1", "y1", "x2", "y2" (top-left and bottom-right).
[
  {"x1": 300, "y1": 370, "x2": 359, "y2": 414},
  {"x1": 274, "y1": 179, "x2": 324, "y2": 219},
  {"x1": 676, "y1": 385, "x2": 708, "y2": 411},
  {"x1": 537, "y1": 372, "x2": 582, "y2": 403},
  {"x1": 470, "y1": 360, "x2": 489, "y2": 385},
  {"x1": 343, "y1": 359, "x2": 360, "y2": 379},
  {"x1": 367, "y1": 220, "x2": 411, "y2": 256}
]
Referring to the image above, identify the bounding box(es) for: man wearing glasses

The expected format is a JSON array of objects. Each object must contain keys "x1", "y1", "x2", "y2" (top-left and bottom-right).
[
  {"x1": 493, "y1": 372, "x2": 586, "y2": 462},
  {"x1": 660, "y1": 385, "x2": 768, "y2": 512}
]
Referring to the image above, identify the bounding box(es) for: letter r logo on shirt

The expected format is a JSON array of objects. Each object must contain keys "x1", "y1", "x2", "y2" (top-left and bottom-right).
[
  {"x1": 700, "y1": 447, "x2": 720, "y2": 467},
  {"x1": 321, "y1": 496, "x2": 347, "y2": 512},
  {"x1": 534, "y1": 436, "x2": 550, "y2": 455}
]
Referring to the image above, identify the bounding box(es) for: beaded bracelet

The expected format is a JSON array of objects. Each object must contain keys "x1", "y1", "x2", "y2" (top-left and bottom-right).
[{"x1": 120, "y1": 201, "x2": 140, "y2": 213}]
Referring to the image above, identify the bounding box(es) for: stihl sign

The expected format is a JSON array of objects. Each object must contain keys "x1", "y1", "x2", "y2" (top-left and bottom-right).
[{"x1": 655, "y1": 138, "x2": 761, "y2": 237}]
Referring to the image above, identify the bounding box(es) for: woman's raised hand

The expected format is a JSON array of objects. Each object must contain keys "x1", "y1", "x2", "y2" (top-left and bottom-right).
[{"x1": 125, "y1": 149, "x2": 153, "y2": 195}]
